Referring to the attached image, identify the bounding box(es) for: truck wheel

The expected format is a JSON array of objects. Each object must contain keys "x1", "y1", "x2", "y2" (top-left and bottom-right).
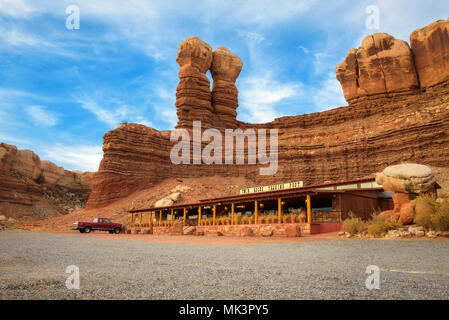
[
  {"x1": 79, "y1": 229, "x2": 85, "y2": 233},
  {"x1": 114, "y1": 228, "x2": 121, "y2": 234},
  {"x1": 84, "y1": 227, "x2": 91, "y2": 234}
]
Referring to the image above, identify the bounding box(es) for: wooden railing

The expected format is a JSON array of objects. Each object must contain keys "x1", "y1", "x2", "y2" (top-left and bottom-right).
[{"x1": 311, "y1": 211, "x2": 342, "y2": 223}]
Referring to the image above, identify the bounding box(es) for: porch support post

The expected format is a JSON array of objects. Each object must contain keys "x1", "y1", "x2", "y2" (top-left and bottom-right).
[
  {"x1": 139, "y1": 212, "x2": 142, "y2": 227},
  {"x1": 278, "y1": 198, "x2": 282, "y2": 223},
  {"x1": 307, "y1": 194, "x2": 312, "y2": 223},
  {"x1": 255, "y1": 200, "x2": 258, "y2": 224},
  {"x1": 231, "y1": 203, "x2": 235, "y2": 225},
  {"x1": 159, "y1": 210, "x2": 162, "y2": 227},
  {"x1": 171, "y1": 209, "x2": 174, "y2": 225},
  {"x1": 213, "y1": 205, "x2": 216, "y2": 225},
  {"x1": 183, "y1": 208, "x2": 187, "y2": 226},
  {"x1": 198, "y1": 206, "x2": 202, "y2": 226}
]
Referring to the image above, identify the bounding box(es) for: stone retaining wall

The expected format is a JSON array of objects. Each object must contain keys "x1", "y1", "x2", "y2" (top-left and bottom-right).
[{"x1": 130, "y1": 222, "x2": 342, "y2": 237}]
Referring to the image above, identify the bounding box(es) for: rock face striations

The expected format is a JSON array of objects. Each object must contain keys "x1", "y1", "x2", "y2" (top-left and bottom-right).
[
  {"x1": 336, "y1": 18, "x2": 449, "y2": 104},
  {"x1": 0, "y1": 143, "x2": 93, "y2": 220},
  {"x1": 87, "y1": 19, "x2": 449, "y2": 209}
]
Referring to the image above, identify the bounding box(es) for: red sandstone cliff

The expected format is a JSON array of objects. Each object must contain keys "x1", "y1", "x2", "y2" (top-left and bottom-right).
[
  {"x1": 0, "y1": 143, "x2": 94, "y2": 221},
  {"x1": 86, "y1": 18, "x2": 449, "y2": 210}
]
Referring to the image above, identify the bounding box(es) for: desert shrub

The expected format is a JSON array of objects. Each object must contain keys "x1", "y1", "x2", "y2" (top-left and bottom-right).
[
  {"x1": 415, "y1": 196, "x2": 435, "y2": 229},
  {"x1": 259, "y1": 214, "x2": 268, "y2": 224},
  {"x1": 203, "y1": 217, "x2": 213, "y2": 225},
  {"x1": 414, "y1": 210, "x2": 433, "y2": 229},
  {"x1": 343, "y1": 213, "x2": 365, "y2": 235},
  {"x1": 438, "y1": 191, "x2": 449, "y2": 200},
  {"x1": 366, "y1": 213, "x2": 402, "y2": 236},
  {"x1": 217, "y1": 216, "x2": 225, "y2": 225},
  {"x1": 431, "y1": 199, "x2": 449, "y2": 231},
  {"x1": 414, "y1": 194, "x2": 439, "y2": 229}
]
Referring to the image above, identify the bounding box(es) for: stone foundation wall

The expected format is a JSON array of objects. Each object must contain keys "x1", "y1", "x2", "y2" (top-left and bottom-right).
[
  {"x1": 130, "y1": 222, "x2": 342, "y2": 237},
  {"x1": 196, "y1": 223, "x2": 305, "y2": 237}
]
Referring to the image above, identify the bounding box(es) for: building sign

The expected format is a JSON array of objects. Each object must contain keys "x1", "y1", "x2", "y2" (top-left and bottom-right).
[{"x1": 239, "y1": 181, "x2": 304, "y2": 195}]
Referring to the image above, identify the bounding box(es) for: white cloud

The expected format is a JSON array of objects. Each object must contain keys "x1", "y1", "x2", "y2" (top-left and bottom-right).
[
  {"x1": 240, "y1": 31, "x2": 265, "y2": 44},
  {"x1": 43, "y1": 144, "x2": 103, "y2": 172},
  {"x1": 0, "y1": 0, "x2": 318, "y2": 59},
  {"x1": 0, "y1": 0, "x2": 36, "y2": 17},
  {"x1": 0, "y1": 28, "x2": 48, "y2": 47},
  {"x1": 157, "y1": 106, "x2": 178, "y2": 128},
  {"x1": 78, "y1": 98, "x2": 152, "y2": 128},
  {"x1": 238, "y1": 76, "x2": 303, "y2": 123},
  {"x1": 0, "y1": 25, "x2": 90, "y2": 59},
  {"x1": 0, "y1": 88, "x2": 36, "y2": 100},
  {"x1": 298, "y1": 45, "x2": 310, "y2": 54},
  {"x1": 312, "y1": 73, "x2": 346, "y2": 111},
  {"x1": 205, "y1": 0, "x2": 318, "y2": 25},
  {"x1": 0, "y1": 132, "x2": 32, "y2": 145},
  {"x1": 26, "y1": 105, "x2": 58, "y2": 127},
  {"x1": 313, "y1": 52, "x2": 334, "y2": 75}
]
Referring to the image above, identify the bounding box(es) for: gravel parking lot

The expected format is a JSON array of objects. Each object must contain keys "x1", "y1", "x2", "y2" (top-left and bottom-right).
[{"x1": 0, "y1": 230, "x2": 448, "y2": 299}]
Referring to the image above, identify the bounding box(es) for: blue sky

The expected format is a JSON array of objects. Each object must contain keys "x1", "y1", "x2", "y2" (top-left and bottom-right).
[{"x1": 1, "y1": 0, "x2": 448, "y2": 172}]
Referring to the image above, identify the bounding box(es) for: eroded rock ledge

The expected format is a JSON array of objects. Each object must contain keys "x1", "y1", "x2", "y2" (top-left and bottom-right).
[
  {"x1": 0, "y1": 143, "x2": 94, "y2": 220},
  {"x1": 336, "y1": 18, "x2": 449, "y2": 103}
]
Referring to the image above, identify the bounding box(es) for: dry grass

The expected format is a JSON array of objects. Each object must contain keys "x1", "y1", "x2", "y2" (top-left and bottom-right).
[
  {"x1": 342, "y1": 213, "x2": 365, "y2": 235},
  {"x1": 433, "y1": 200, "x2": 449, "y2": 231},
  {"x1": 366, "y1": 214, "x2": 402, "y2": 236},
  {"x1": 415, "y1": 194, "x2": 449, "y2": 231},
  {"x1": 414, "y1": 194, "x2": 438, "y2": 229}
]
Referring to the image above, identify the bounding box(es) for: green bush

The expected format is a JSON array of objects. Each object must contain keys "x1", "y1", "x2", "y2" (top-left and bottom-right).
[
  {"x1": 343, "y1": 213, "x2": 365, "y2": 235},
  {"x1": 366, "y1": 213, "x2": 402, "y2": 237}
]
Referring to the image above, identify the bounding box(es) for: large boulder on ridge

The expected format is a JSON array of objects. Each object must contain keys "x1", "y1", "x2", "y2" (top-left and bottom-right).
[
  {"x1": 375, "y1": 163, "x2": 436, "y2": 194},
  {"x1": 336, "y1": 33, "x2": 419, "y2": 103},
  {"x1": 11, "y1": 149, "x2": 42, "y2": 181},
  {"x1": 410, "y1": 18, "x2": 449, "y2": 88}
]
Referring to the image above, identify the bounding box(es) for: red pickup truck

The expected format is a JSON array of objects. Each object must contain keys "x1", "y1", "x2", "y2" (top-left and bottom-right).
[{"x1": 72, "y1": 218, "x2": 122, "y2": 234}]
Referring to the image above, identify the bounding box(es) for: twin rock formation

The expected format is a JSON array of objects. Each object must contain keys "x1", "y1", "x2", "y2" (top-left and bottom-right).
[
  {"x1": 176, "y1": 37, "x2": 243, "y2": 129},
  {"x1": 88, "y1": 18, "x2": 449, "y2": 210},
  {"x1": 336, "y1": 18, "x2": 449, "y2": 103}
]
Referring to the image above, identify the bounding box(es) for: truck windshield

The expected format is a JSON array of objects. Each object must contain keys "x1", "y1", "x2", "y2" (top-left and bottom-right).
[{"x1": 93, "y1": 218, "x2": 98, "y2": 223}]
